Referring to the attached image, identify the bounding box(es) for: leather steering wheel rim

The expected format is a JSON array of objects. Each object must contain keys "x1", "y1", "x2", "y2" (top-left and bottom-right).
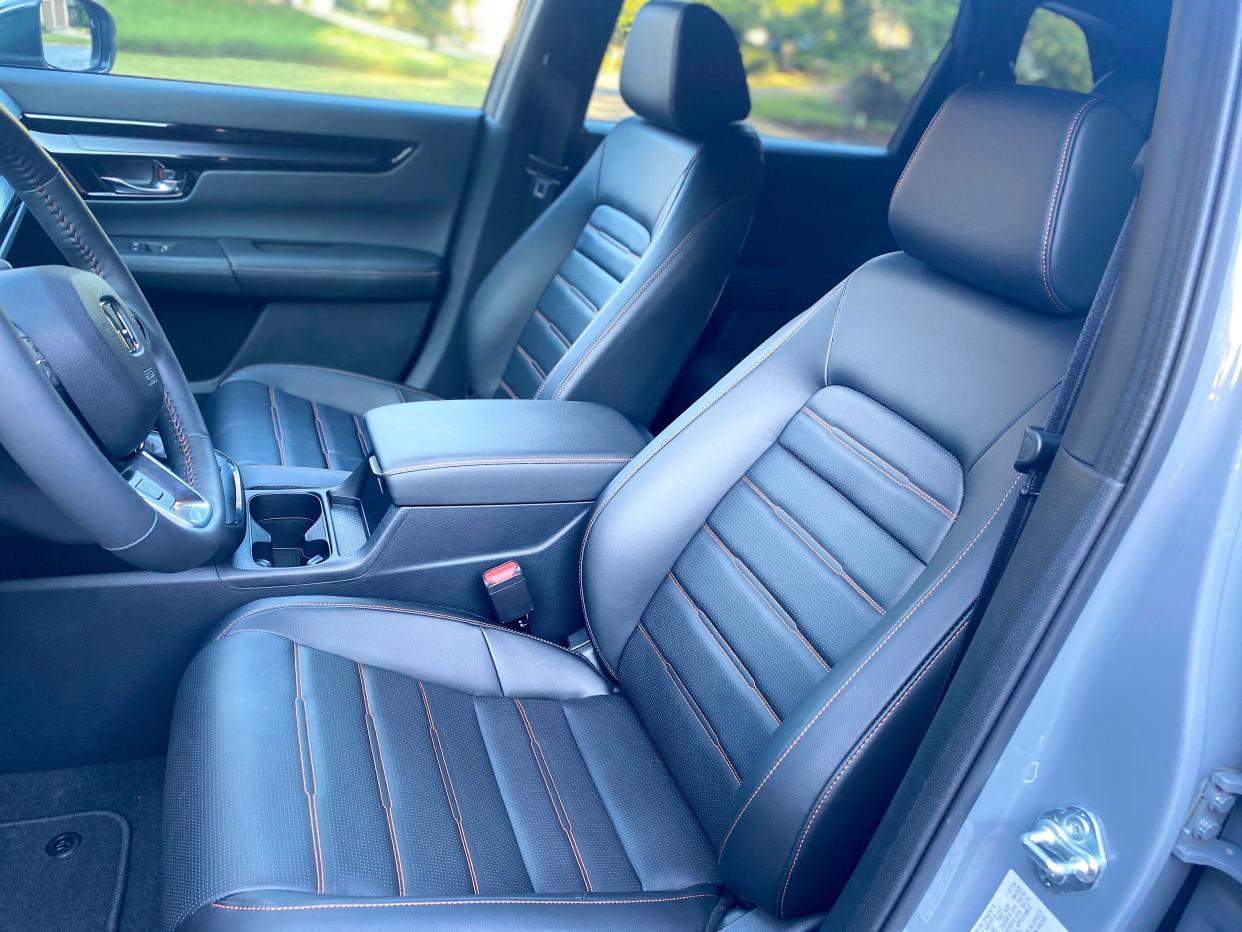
[{"x1": 0, "y1": 103, "x2": 233, "y2": 571}]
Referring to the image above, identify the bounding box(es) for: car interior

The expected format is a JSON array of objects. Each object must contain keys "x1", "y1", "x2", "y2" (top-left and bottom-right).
[{"x1": 0, "y1": 0, "x2": 1207, "y2": 928}]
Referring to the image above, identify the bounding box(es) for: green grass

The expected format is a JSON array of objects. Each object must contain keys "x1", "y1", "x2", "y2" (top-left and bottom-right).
[{"x1": 105, "y1": 0, "x2": 495, "y2": 107}]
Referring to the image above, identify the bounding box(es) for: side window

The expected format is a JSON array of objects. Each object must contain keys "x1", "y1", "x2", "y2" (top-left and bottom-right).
[
  {"x1": 587, "y1": 0, "x2": 961, "y2": 148},
  {"x1": 1014, "y1": 7, "x2": 1094, "y2": 93},
  {"x1": 26, "y1": 0, "x2": 524, "y2": 107}
]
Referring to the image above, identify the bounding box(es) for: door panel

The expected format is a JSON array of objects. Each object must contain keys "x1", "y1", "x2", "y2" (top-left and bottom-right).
[{"x1": 0, "y1": 68, "x2": 485, "y2": 386}]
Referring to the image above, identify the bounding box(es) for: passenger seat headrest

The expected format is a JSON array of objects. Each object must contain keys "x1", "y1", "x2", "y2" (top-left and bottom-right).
[
  {"x1": 890, "y1": 84, "x2": 1143, "y2": 316},
  {"x1": 620, "y1": 1, "x2": 750, "y2": 137}
]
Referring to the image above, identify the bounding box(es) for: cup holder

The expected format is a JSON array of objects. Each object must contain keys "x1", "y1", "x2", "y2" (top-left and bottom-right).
[{"x1": 249, "y1": 493, "x2": 331, "y2": 568}]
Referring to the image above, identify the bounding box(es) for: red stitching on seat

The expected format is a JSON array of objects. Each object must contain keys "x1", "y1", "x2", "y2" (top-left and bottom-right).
[
  {"x1": 419, "y1": 681, "x2": 480, "y2": 895},
  {"x1": 638, "y1": 623, "x2": 741, "y2": 783},
  {"x1": 741, "y1": 475, "x2": 885, "y2": 615},
  {"x1": 702, "y1": 522, "x2": 830, "y2": 672},
  {"x1": 718, "y1": 476, "x2": 1020, "y2": 859},
  {"x1": 667, "y1": 572, "x2": 780, "y2": 724},
  {"x1": 268, "y1": 385, "x2": 287, "y2": 466},
  {"x1": 799, "y1": 406, "x2": 958, "y2": 520},
  {"x1": 210, "y1": 893, "x2": 719, "y2": 911},
  {"x1": 292, "y1": 644, "x2": 325, "y2": 893},
  {"x1": 777, "y1": 620, "x2": 968, "y2": 916},
  {"x1": 514, "y1": 698, "x2": 592, "y2": 892},
  {"x1": 1040, "y1": 98, "x2": 1101, "y2": 314},
  {"x1": 358, "y1": 664, "x2": 405, "y2": 897}
]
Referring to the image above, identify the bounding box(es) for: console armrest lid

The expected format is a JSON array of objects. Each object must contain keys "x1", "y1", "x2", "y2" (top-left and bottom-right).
[{"x1": 366, "y1": 400, "x2": 646, "y2": 506}]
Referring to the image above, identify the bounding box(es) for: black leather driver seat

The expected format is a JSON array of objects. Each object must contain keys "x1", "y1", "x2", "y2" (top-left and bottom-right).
[
  {"x1": 205, "y1": 1, "x2": 762, "y2": 486},
  {"x1": 161, "y1": 84, "x2": 1141, "y2": 928}
]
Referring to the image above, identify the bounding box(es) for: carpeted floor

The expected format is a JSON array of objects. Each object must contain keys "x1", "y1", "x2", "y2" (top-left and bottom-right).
[{"x1": 0, "y1": 758, "x2": 164, "y2": 931}]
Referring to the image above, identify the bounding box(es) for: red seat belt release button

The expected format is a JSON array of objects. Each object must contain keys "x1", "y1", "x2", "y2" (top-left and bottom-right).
[{"x1": 483, "y1": 561, "x2": 533, "y2": 629}]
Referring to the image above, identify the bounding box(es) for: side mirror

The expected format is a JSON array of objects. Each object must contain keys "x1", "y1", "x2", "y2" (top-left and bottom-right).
[{"x1": 0, "y1": 0, "x2": 116, "y2": 73}]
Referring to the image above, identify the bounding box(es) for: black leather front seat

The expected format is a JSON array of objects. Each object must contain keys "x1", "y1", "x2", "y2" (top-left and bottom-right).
[
  {"x1": 205, "y1": 1, "x2": 762, "y2": 485},
  {"x1": 161, "y1": 84, "x2": 1140, "y2": 928}
]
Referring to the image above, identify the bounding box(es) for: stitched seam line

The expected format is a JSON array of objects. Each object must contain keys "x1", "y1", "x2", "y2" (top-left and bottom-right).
[
  {"x1": 638, "y1": 623, "x2": 741, "y2": 783},
  {"x1": 577, "y1": 285, "x2": 845, "y2": 681},
  {"x1": 292, "y1": 644, "x2": 325, "y2": 894},
  {"x1": 357, "y1": 664, "x2": 405, "y2": 897},
  {"x1": 515, "y1": 343, "x2": 547, "y2": 382},
  {"x1": 668, "y1": 571, "x2": 780, "y2": 724},
  {"x1": 217, "y1": 604, "x2": 585, "y2": 666},
  {"x1": 513, "y1": 698, "x2": 593, "y2": 892},
  {"x1": 268, "y1": 385, "x2": 287, "y2": 467},
  {"x1": 310, "y1": 401, "x2": 333, "y2": 470},
  {"x1": 162, "y1": 391, "x2": 196, "y2": 488},
  {"x1": 556, "y1": 273, "x2": 597, "y2": 312},
  {"x1": 587, "y1": 223, "x2": 640, "y2": 258},
  {"x1": 381, "y1": 456, "x2": 631, "y2": 478},
  {"x1": 551, "y1": 195, "x2": 749, "y2": 402},
  {"x1": 777, "y1": 619, "x2": 969, "y2": 916},
  {"x1": 498, "y1": 379, "x2": 519, "y2": 400},
  {"x1": 718, "y1": 475, "x2": 1020, "y2": 858},
  {"x1": 742, "y1": 475, "x2": 885, "y2": 615},
  {"x1": 210, "y1": 894, "x2": 718, "y2": 911},
  {"x1": 888, "y1": 89, "x2": 963, "y2": 214},
  {"x1": 1041, "y1": 97, "x2": 1101, "y2": 314},
  {"x1": 353, "y1": 415, "x2": 370, "y2": 458},
  {"x1": 799, "y1": 407, "x2": 958, "y2": 520},
  {"x1": 534, "y1": 309, "x2": 572, "y2": 347},
  {"x1": 702, "y1": 522, "x2": 830, "y2": 672},
  {"x1": 572, "y1": 245, "x2": 624, "y2": 284},
  {"x1": 419, "y1": 681, "x2": 480, "y2": 895},
  {"x1": 35, "y1": 183, "x2": 104, "y2": 276}
]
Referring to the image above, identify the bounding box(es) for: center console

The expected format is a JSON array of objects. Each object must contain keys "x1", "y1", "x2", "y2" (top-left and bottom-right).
[{"x1": 219, "y1": 399, "x2": 647, "y2": 643}]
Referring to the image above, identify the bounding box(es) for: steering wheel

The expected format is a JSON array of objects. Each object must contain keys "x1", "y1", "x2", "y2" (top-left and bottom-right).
[{"x1": 0, "y1": 106, "x2": 241, "y2": 571}]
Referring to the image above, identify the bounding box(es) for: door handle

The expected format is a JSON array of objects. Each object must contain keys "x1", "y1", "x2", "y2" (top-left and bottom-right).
[{"x1": 99, "y1": 160, "x2": 187, "y2": 198}]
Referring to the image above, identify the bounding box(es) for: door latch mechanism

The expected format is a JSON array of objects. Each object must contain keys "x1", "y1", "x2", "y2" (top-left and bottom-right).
[{"x1": 1021, "y1": 806, "x2": 1107, "y2": 892}]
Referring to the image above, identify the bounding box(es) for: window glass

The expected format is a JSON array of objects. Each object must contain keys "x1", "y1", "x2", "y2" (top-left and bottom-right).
[
  {"x1": 587, "y1": 0, "x2": 961, "y2": 147},
  {"x1": 1014, "y1": 7, "x2": 1094, "y2": 93},
  {"x1": 102, "y1": 0, "x2": 522, "y2": 106}
]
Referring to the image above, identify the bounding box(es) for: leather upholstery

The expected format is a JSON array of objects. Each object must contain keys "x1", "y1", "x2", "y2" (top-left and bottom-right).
[
  {"x1": 889, "y1": 84, "x2": 1142, "y2": 316},
  {"x1": 365, "y1": 400, "x2": 647, "y2": 506},
  {"x1": 619, "y1": 1, "x2": 750, "y2": 137},
  {"x1": 164, "y1": 85, "x2": 1141, "y2": 926},
  {"x1": 205, "y1": 4, "x2": 761, "y2": 475},
  {"x1": 164, "y1": 598, "x2": 722, "y2": 930},
  {"x1": 208, "y1": 364, "x2": 439, "y2": 486}
]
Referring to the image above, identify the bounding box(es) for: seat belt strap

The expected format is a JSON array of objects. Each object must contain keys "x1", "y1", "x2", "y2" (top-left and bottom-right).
[
  {"x1": 525, "y1": 60, "x2": 580, "y2": 207},
  {"x1": 965, "y1": 197, "x2": 1138, "y2": 639}
]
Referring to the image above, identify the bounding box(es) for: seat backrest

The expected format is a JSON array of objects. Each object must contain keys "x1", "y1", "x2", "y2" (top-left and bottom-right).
[
  {"x1": 579, "y1": 83, "x2": 1142, "y2": 917},
  {"x1": 462, "y1": 1, "x2": 762, "y2": 426}
]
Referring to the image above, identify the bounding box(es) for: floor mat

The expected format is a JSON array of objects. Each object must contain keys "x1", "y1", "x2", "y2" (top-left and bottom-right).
[
  {"x1": 0, "y1": 811, "x2": 129, "y2": 931},
  {"x1": 0, "y1": 758, "x2": 164, "y2": 931}
]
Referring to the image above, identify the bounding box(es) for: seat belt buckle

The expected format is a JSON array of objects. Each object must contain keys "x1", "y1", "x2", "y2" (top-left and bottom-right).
[
  {"x1": 483, "y1": 561, "x2": 533, "y2": 629},
  {"x1": 526, "y1": 155, "x2": 568, "y2": 201}
]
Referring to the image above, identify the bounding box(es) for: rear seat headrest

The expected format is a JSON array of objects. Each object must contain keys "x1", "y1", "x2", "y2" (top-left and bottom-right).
[
  {"x1": 890, "y1": 84, "x2": 1143, "y2": 316},
  {"x1": 620, "y1": 1, "x2": 750, "y2": 137}
]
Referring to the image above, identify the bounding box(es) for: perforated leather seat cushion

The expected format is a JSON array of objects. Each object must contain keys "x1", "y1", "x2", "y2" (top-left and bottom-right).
[{"x1": 162, "y1": 600, "x2": 721, "y2": 929}]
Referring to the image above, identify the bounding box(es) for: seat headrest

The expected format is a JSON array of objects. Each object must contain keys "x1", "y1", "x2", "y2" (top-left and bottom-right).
[
  {"x1": 620, "y1": 1, "x2": 750, "y2": 137},
  {"x1": 890, "y1": 84, "x2": 1143, "y2": 316}
]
